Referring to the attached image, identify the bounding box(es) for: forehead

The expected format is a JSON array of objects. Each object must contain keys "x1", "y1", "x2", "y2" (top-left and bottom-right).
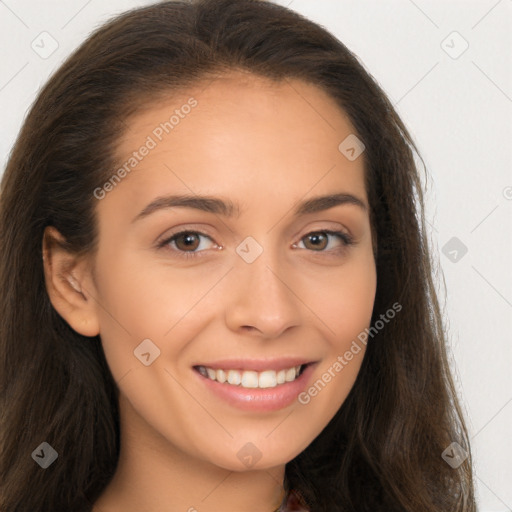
[{"x1": 104, "y1": 72, "x2": 367, "y2": 211}]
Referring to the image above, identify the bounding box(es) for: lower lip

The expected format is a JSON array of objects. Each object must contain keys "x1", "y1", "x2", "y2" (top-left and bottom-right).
[{"x1": 193, "y1": 363, "x2": 317, "y2": 412}]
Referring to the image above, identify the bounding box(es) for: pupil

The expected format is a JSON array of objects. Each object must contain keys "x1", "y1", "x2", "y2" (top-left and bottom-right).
[
  {"x1": 309, "y1": 233, "x2": 326, "y2": 249},
  {"x1": 179, "y1": 233, "x2": 198, "y2": 250}
]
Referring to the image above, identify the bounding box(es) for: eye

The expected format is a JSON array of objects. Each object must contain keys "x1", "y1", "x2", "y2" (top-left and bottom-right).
[
  {"x1": 157, "y1": 228, "x2": 354, "y2": 260},
  {"x1": 294, "y1": 230, "x2": 354, "y2": 253},
  {"x1": 158, "y1": 230, "x2": 219, "y2": 259}
]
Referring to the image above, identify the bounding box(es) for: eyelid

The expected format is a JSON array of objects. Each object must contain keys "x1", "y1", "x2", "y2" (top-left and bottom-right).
[
  {"x1": 156, "y1": 228, "x2": 220, "y2": 256},
  {"x1": 156, "y1": 224, "x2": 216, "y2": 245},
  {"x1": 292, "y1": 229, "x2": 355, "y2": 254},
  {"x1": 157, "y1": 225, "x2": 355, "y2": 260}
]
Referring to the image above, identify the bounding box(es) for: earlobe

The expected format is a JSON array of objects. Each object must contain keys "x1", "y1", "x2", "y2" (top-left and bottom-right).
[{"x1": 42, "y1": 226, "x2": 100, "y2": 337}]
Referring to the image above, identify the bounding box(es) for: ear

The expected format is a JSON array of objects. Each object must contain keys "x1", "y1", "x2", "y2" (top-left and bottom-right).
[{"x1": 42, "y1": 226, "x2": 100, "y2": 337}]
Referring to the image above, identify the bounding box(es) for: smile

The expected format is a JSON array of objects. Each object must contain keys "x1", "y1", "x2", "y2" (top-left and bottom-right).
[{"x1": 195, "y1": 364, "x2": 307, "y2": 389}]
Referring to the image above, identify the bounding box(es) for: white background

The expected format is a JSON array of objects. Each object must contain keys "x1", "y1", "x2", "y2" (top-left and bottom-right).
[{"x1": 1, "y1": 0, "x2": 511, "y2": 509}]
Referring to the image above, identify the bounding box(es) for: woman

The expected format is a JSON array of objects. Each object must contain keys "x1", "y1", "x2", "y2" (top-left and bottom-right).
[{"x1": 0, "y1": 0, "x2": 476, "y2": 510}]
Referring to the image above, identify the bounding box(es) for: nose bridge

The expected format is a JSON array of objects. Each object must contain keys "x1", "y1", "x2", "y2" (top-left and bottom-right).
[{"x1": 225, "y1": 235, "x2": 301, "y2": 336}]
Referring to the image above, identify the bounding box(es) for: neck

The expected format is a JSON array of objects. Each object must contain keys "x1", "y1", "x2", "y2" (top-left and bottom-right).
[{"x1": 93, "y1": 394, "x2": 286, "y2": 512}]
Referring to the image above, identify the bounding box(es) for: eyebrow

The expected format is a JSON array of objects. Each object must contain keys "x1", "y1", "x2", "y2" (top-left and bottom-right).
[{"x1": 131, "y1": 192, "x2": 367, "y2": 224}]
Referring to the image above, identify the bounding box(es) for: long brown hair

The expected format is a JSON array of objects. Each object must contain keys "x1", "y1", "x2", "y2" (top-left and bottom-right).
[{"x1": 0, "y1": 1, "x2": 476, "y2": 510}]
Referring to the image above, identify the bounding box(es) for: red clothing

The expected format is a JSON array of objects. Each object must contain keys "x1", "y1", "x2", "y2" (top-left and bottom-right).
[{"x1": 280, "y1": 491, "x2": 309, "y2": 511}]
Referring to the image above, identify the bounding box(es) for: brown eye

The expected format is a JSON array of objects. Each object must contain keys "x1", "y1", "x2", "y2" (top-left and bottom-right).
[
  {"x1": 173, "y1": 232, "x2": 201, "y2": 251},
  {"x1": 158, "y1": 230, "x2": 218, "y2": 259},
  {"x1": 303, "y1": 232, "x2": 329, "y2": 251},
  {"x1": 296, "y1": 230, "x2": 354, "y2": 254}
]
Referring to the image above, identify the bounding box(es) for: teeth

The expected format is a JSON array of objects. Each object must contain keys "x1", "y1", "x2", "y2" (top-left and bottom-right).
[
  {"x1": 259, "y1": 370, "x2": 276, "y2": 388},
  {"x1": 217, "y1": 369, "x2": 227, "y2": 384},
  {"x1": 241, "y1": 371, "x2": 259, "y2": 388},
  {"x1": 227, "y1": 369, "x2": 241, "y2": 385},
  {"x1": 285, "y1": 367, "x2": 296, "y2": 382},
  {"x1": 198, "y1": 364, "x2": 304, "y2": 389}
]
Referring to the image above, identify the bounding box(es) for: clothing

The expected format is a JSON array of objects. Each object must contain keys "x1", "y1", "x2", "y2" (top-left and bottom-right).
[{"x1": 279, "y1": 491, "x2": 309, "y2": 511}]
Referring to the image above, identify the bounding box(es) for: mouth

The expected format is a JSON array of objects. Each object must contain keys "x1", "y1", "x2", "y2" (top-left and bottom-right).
[
  {"x1": 193, "y1": 363, "x2": 309, "y2": 389},
  {"x1": 192, "y1": 359, "x2": 318, "y2": 412}
]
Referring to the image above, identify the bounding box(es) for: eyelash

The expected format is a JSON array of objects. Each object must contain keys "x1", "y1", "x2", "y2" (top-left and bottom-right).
[{"x1": 157, "y1": 229, "x2": 355, "y2": 260}]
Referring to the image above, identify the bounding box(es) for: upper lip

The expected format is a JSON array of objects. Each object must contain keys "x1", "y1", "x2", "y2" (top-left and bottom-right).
[{"x1": 194, "y1": 357, "x2": 316, "y2": 372}]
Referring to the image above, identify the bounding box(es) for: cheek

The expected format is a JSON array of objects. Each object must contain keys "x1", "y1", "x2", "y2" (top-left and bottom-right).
[
  {"x1": 90, "y1": 250, "x2": 228, "y2": 379},
  {"x1": 294, "y1": 253, "x2": 376, "y2": 416},
  {"x1": 305, "y1": 253, "x2": 377, "y2": 347}
]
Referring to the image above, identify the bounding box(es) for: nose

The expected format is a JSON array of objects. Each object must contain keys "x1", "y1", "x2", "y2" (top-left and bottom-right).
[{"x1": 224, "y1": 244, "x2": 302, "y2": 338}]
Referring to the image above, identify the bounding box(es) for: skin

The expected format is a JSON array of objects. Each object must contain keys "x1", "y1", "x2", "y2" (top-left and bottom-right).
[{"x1": 43, "y1": 71, "x2": 377, "y2": 512}]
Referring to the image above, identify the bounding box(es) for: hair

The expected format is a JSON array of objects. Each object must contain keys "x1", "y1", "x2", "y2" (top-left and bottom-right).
[{"x1": 0, "y1": 0, "x2": 476, "y2": 510}]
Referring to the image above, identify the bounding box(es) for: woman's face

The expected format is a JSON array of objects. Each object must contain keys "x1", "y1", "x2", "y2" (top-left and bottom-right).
[{"x1": 88, "y1": 72, "x2": 376, "y2": 470}]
